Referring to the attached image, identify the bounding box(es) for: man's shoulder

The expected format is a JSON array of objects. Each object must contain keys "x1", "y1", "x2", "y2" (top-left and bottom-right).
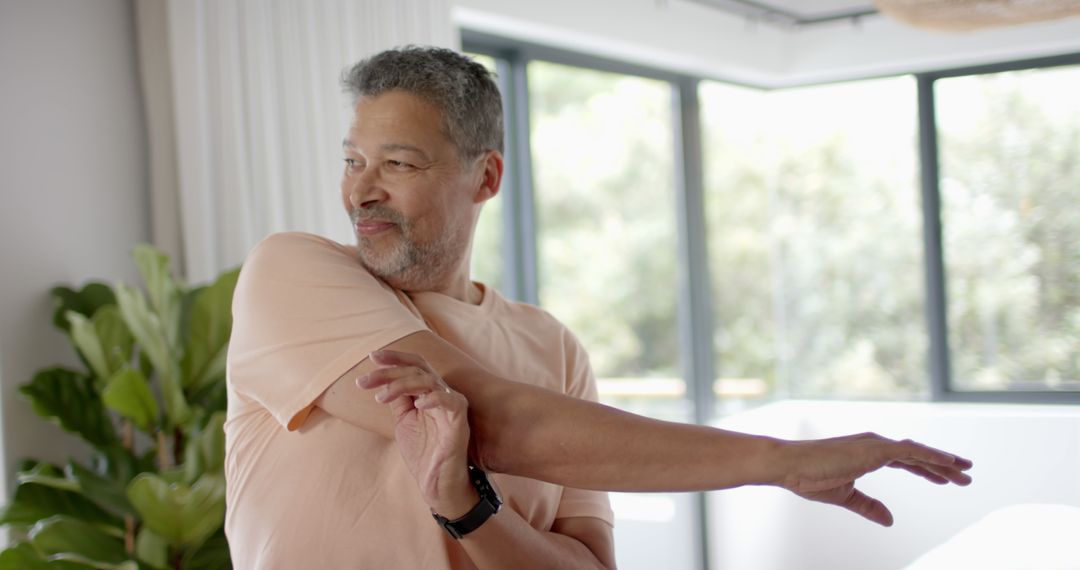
[
  {"x1": 248, "y1": 231, "x2": 354, "y2": 262},
  {"x1": 492, "y1": 293, "x2": 582, "y2": 348},
  {"x1": 241, "y1": 232, "x2": 366, "y2": 277}
]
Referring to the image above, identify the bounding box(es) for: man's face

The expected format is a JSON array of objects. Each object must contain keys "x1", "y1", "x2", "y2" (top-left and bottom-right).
[{"x1": 341, "y1": 90, "x2": 482, "y2": 291}]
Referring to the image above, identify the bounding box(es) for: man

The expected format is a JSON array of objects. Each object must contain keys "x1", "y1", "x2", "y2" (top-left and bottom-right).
[{"x1": 224, "y1": 47, "x2": 973, "y2": 569}]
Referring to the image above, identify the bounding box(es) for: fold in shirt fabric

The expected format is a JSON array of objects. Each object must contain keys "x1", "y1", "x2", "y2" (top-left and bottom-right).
[{"x1": 224, "y1": 232, "x2": 613, "y2": 569}]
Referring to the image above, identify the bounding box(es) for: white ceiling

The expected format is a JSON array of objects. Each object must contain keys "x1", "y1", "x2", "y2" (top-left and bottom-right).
[{"x1": 454, "y1": 0, "x2": 1080, "y2": 88}]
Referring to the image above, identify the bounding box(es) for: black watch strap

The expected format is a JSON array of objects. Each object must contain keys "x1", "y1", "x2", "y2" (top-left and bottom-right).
[{"x1": 432, "y1": 463, "x2": 502, "y2": 539}]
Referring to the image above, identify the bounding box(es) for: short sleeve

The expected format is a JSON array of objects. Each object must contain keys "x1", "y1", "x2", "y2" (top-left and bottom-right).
[
  {"x1": 555, "y1": 329, "x2": 615, "y2": 525},
  {"x1": 227, "y1": 232, "x2": 426, "y2": 430}
]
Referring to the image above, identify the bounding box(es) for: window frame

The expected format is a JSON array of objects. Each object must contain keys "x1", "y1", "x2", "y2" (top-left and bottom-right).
[
  {"x1": 918, "y1": 53, "x2": 1080, "y2": 404},
  {"x1": 463, "y1": 32, "x2": 716, "y2": 569},
  {"x1": 465, "y1": 30, "x2": 1080, "y2": 406},
  {"x1": 465, "y1": 33, "x2": 1080, "y2": 570}
]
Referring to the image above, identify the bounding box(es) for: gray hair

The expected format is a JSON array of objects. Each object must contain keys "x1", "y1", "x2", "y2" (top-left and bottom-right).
[{"x1": 341, "y1": 46, "x2": 504, "y2": 160}]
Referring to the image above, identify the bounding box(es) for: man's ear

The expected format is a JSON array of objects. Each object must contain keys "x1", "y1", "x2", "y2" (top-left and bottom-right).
[{"x1": 473, "y1": 150, "x2": 503, "y2": 204}]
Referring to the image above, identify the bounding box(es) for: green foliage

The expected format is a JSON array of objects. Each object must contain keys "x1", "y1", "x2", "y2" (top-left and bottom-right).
[
  {"x1": 28, "y1": 516, "x2": 127, "y2": 565},
  {"x1": 50, "y1": 283, "x2": 116, "y2": 335},
  {"x1": 0, "y1": 464, "x2": 121, "y2": 530},
  {"x1": 19, "y1": 369, "x2": 119, "y2": 449},
  {"x1": 181, "y1": 269, "x2": 240, "y2": 393},
  {"x1": 2, "y1": 246, "x2": 240, "y2": 569},
  {"x1": 127, "y1": 474, "x2": 225, "y2": 548},
  {"x1": 101, "y1": 368, "x2": 159, "y2": 433}
]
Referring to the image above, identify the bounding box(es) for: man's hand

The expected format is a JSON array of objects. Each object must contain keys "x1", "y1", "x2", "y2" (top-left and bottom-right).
[
  {"x1": 358, "y1": 349, "x2": 479, "y2": 517},
  {"x1": 776, "y1": 433, "x2": 974, "y2": 526}
]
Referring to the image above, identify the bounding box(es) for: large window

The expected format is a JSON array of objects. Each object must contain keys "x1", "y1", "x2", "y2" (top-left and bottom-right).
[
  {"x1": 936, "y1": 64, "x2": 1080, "y2": 392},
  {"x1": 468, "y1": 53, "x2": 504, "y2": 293},
  {"x1": 528, "y1": 61, "x2": 686, "y2": 421},
  {"x1": 700, "y1": 78, "x2": 926, "y2": 411},
  {"x1": 463, "y1": 38, "x2": 1080, "y2": 570}
]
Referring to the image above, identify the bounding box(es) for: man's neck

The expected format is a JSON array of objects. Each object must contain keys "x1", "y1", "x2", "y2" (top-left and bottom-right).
[{"x1": 428, "y1": 277, "x2": 483, "y2": 305}]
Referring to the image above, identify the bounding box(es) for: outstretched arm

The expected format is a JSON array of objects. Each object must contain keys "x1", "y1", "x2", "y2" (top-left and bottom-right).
[{"x1": 315, "y1": 330, "x2": 973, "y2": 525}]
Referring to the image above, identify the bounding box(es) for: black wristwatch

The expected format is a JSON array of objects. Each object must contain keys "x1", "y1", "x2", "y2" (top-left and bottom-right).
[{"x1": 432, "y1": 463, "x2": 502, "y2": 539}]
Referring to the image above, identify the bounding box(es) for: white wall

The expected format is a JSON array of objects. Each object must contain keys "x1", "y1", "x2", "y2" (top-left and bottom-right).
[
  {"x1": 453, "y1": 0, "x2": 1080, "y2": 87},
  {"x1": 710, "y1": 401, "x2": 1080, "y2": 570},
  {"x1": 0, "y1": 0, "x2": 149, "y2": 501}
]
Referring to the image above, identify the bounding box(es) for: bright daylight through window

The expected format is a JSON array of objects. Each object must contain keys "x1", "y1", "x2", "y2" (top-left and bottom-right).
[
  {"x1": 937, "y1": 64, "x2": 1080, "y2": 392},
  {"x1": 701, "y1": 77, "x2": 926, "y2": 413},
  {"x1": 468, "y1": 55, "x2": 504, "y2": 293},
  {"x1": 528, "y1": 61, "x2": 686, "y2": 422},
  {"x1": 466, "y1": 45, "x2": 1080, "y2": 408}
]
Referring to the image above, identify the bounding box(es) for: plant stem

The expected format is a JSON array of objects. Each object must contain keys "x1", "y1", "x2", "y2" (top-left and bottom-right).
[
  {"x1": 123, "y1": 421, "x2": 134, "y2": 450},
  {"x1": 173, "y1": 426, "x2": 185, "y2": 467},
  {"x1": 124, "y1": 515, "x2": 135, "y2": 554},
  {"x1": 157, "y1": 431, "x2": 172, "y2": 470},
  {"x1": 122, "y1": 420, "x2": 135, "y2": 555}
]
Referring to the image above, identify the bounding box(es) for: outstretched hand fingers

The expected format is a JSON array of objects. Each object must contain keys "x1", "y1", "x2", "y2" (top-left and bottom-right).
[
  {"x1": 888, "y1": 439, "x2": 974, "y2": 486},
  {"x1": 800, "y1": 484, "x2": 895, "y2": 527},
  {"x1": 888, "y1": 461, "x2": 950, "y2": 485},
  {"x1": 842, "y1": 487, "x2": 895, "y2": 527}
]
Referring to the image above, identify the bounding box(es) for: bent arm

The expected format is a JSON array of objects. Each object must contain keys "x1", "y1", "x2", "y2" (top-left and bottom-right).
[{"x1": 456, "y1": 508, "x2": 615, "y2": 569}]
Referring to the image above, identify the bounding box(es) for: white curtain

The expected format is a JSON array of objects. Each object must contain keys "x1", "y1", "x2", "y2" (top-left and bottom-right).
[{"x1": 136, "y1": 0, "x2": 455, "y2": 283}]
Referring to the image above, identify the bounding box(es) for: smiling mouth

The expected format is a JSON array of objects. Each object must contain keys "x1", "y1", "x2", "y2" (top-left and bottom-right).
[{"x1": 355, "y1": 220, "x2": 397, "y2": 236}]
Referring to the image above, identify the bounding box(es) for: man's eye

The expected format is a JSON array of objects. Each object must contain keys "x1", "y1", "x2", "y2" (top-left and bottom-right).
[{"x1": 387, "y1": 160, "x2": 414, "y2": 170}]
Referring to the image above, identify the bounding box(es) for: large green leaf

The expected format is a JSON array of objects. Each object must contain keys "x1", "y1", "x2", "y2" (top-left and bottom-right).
[
  {"x1": 64, "y1": 461, "x2": 132, "y2": 516},
  {"x1": 65, "y1": 313, "x2": 110, "y2": 384},
  {"x1": 0, "y1": 464, "x2": 121, "y2": 529},
  {"x1": 181, "y1": 528, "x2": 232, "y2": 570},
  {"x1": 134, "y1": 528, "x2": 167, "y2": 570},
  {"x1": 114, "y1": 285, "x2": 189, "y2": 428},
  {"x1": 93, "y1": 306, "x2": 134, "y2": 380},
  {"x1": 0, "y1": 541, "x2": 89, "y2": 569},
  {"x1": 132, "y1": 245, "x2": 182, "y2": 352},
  {"x1": 19, "y1": 368, "x2": 117, "y2": 449},
  {"x1": 16, "y1": 464, "x2": 79, "y2": 493},
  {"x1": 50, "y1": 283, "x2": 115, "y2": 334},
  {"x1": 28, "y1": 516, "x2": 126, "y2": 565},
  {"x1": 127, "y1": 474, "x2": 225, "y2": 548},
  {"x1": 182, "y1": 412, "x2": 226, "y2": 484},
  {"x1": 94, "y1": 446, "x2": 147, "y2": 490},
  {"x1": 181, "y1": 267, "x2": 240, "y2": 391},
  {"x1": 39, "y1": 557, "x2": 135, "y2": 570},
  {"x1": 101, "y1": 368, "x2": 158, "y2": 433}
]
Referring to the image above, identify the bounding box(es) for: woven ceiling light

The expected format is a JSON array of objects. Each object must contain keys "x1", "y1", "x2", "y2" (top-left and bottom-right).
[{"x1": 875, "y1": 0, "x2": 1080, "y2": 31}]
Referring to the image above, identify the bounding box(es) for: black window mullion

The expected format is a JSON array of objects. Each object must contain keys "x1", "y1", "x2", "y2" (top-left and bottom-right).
[
  {"x1": 672, "y1": 76, "x2": 716, "y2": 570},
  {"x1": 488, "y1": 50, "x2": 539, "y2": 306},
  {"x1": 917, "y1": 74, "x2": 952, "y2": 402}
]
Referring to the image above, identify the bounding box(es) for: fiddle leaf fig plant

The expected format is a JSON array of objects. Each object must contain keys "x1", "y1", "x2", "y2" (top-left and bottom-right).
[{"x1": 0, "y1": 245, "x2": 240, "y2": 570}]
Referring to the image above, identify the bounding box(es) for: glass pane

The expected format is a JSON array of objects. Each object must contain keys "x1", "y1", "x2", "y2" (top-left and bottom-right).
[
  {"x1": 528, "y1": 59, "x2": 696, "y2": 570},
  {"x1": 528, "y1": 60, "x2": 686, "y2": 421},
  {"x1": 701, "y1": 77, "x2": 926, "y2": 414},
  {"x1": 937, "y1": 65, "x2": 1080, "y2": 391},
  {"x1": 466, "y1": 53, "x2": 504, "y2": 293}
]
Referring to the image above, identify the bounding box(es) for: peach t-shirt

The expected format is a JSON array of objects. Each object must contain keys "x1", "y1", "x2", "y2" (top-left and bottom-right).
[{"x1": 224, "y1": 232, "x2": 613, "y2": 569}]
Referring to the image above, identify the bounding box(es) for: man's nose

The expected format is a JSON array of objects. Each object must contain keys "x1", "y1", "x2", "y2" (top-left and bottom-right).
[{"x1": 346, "y1": 167, "x2": 388, "y2": 209}]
